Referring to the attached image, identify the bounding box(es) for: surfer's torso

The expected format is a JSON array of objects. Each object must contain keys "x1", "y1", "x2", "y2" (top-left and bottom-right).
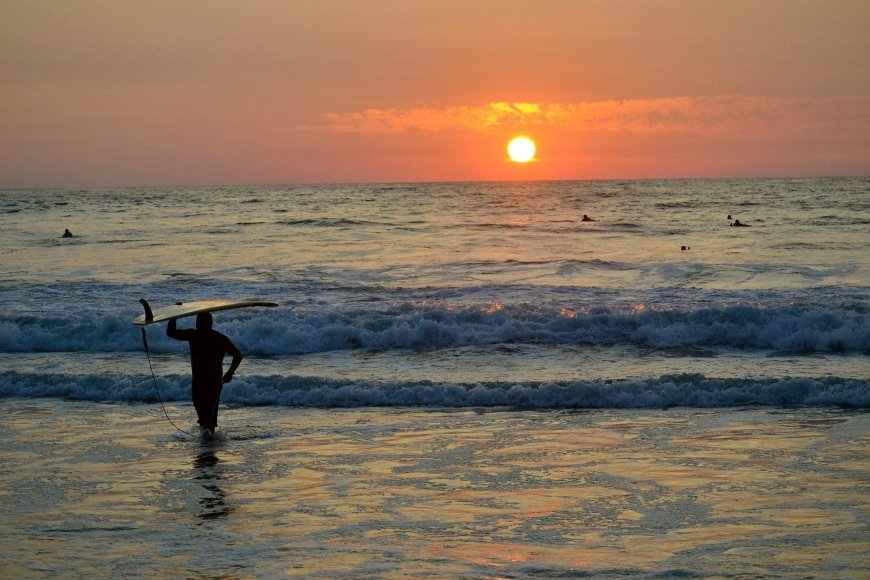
[
  {"x1": 188, "y1": 330, "x2": 238, "y2": 386},
  {"x1": 167, "y1": 326, "x2": 240, "y2": 386}
]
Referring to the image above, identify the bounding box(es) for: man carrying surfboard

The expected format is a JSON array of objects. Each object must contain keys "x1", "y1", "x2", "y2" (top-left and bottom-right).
[{"x1": 167, "y1": 312, "x2": 242, "y2": 434}]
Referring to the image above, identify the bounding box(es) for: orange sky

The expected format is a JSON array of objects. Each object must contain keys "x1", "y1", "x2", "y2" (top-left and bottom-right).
[{"x1": 1, "y1": 0, "x2": 869, "y2": 187}]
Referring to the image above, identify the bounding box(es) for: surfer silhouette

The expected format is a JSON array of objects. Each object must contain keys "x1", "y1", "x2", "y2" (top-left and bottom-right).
[
  {"x1": 62, "y1": 229, "x2": 73, "y2": 238},
  {"x1": 167, "y1": 312, "x2": 242, "y2": 434},
  {"x1": 581, "y1": 214, "x2": 597, "y2": 222}
]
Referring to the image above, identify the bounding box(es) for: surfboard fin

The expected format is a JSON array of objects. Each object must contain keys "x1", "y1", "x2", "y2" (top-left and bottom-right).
[{"x1": 139, "y1": 299, "x2": 154, "y2": 323}]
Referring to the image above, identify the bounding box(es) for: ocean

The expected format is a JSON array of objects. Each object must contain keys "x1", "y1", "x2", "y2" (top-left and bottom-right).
[{"x1": 1, "y1": 178, "x2": 868, "y2": 577}]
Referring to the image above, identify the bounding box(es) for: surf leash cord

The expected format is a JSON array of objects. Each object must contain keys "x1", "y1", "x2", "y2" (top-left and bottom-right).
[{"x1": 140, "y1": 326, "x2": 197, "y2": 438}]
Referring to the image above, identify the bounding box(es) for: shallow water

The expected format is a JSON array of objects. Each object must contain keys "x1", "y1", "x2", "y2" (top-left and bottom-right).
[{"x1": 1, "y1": 400, "x2": 867, "y2": 577}]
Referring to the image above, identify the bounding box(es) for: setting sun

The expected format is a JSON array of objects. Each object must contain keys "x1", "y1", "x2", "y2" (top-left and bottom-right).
[{"x1": 507, "y1": 136, "x2": 536, "y2": 163}]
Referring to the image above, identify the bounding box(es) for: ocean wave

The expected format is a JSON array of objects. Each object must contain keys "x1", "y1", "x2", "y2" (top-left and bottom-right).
[
  {"x1": 0, "y1": 372, "x2": 865, "y2": 408},
  {"x1": 276, "y1": 218, "x2": 393, "y2": 228},
  {"x1": 470, "y1": 222, "x2": 531, "y2": 230},
  {"x1": 0, "y1": 302, "x2": 867, "y2": 355}
]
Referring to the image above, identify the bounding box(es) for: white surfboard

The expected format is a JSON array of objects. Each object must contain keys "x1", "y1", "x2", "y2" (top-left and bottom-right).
[{"x1": 133, "y1": 298, "x2": 279, "y2": 326}]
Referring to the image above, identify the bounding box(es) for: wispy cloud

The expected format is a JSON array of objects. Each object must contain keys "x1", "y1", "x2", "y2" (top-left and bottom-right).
[{"x1": 305, "y1": 96, "x2": 870, "y2": 137}]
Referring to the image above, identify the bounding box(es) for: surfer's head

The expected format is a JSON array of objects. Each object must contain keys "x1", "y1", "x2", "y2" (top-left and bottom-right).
[{"x1": 196, "y1": 312, "x2": 213, "y2": 331}]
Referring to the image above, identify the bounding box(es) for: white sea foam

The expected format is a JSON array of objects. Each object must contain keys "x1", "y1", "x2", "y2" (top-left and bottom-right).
[
  {"x1": 0, "y1": 301, "x2": 866, "y2": 354},
  {"x1": 1, "y1": 371, "x2": 866, "y2": 408}
]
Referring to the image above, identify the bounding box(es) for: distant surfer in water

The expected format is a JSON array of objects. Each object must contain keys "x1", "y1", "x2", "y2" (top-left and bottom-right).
[
  {"x1": 581, "y1": 214, "x2": 597, "y2": 222},
  {"x1": 730, "y1": 219, "x2": 750, "y2": 227},
  {"x1": 167, "y1": 312, "x2": 242, "y2": 434},
  {"x1": 62, "y1": 229, "x2": 73, "y2": 238}
]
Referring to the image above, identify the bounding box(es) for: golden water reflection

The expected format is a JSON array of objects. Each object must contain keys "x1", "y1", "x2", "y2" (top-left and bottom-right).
[{"x1": 1, "y1": 403, "x2": 867, "y2": 577}]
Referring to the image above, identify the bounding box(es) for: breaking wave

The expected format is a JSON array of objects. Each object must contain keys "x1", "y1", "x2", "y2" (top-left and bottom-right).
[
  {"x1": 0, "y1": 371, "x2": 866, "y2": 409},
  {"x1": 0, "y1": 302, "x2": 866, "y2": 355}
]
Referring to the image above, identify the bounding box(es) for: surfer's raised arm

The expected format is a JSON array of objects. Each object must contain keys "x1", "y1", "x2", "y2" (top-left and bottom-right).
[{"x1": 166, "y1": 318, "x2": 194, "y2": 341}]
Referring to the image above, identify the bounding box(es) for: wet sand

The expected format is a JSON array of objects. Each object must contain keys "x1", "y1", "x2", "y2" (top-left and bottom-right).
[{"x1": 0, "y1": 400, "x2": 867, "y2": 577}]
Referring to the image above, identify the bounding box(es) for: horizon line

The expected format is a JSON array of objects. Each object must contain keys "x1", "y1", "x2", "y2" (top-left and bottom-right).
[{"x1": 3, "y1": 173, "x2": 868, "y2": 191}]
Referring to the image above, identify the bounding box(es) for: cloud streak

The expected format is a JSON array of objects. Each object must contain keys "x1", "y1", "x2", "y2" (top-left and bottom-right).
[{"x1": 308, "y1": 96, "x2": 870, "y2": 138}]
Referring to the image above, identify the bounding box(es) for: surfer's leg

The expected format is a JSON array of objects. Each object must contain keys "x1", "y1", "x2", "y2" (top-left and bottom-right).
[
  {"x1": 207, "y1": 388, "x2": 222, "y2": 431},
  {"x1": 191, "y1": 383, "x2": 211, "y2": 427},
  {"x1": 192, "y1": 383, "x2": 222, "y2": 431},
  {"x1": 201, "y1": 385, "x2": 222, "y2": 432}
]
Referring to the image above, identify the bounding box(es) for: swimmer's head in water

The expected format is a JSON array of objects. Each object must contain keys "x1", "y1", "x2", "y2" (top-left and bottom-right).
[{"x1": 196, "y1": 312, "x2": 213, "y2": 331}]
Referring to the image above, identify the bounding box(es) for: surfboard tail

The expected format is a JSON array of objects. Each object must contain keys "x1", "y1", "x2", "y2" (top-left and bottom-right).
[{"x1": 139, "y1": 299, "x2": 154, "y2": 323}]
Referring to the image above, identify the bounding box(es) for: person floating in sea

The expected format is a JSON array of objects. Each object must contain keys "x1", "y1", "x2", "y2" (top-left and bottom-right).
[
  {"x1": 581, "y1": 214, "x2": 597, "y2": 222},
  {"x1": 62, "y1": 229, "x2": 74, "y2": 238},
  {"x1": 730, "y1": 219, "x2": 750, "y2": 227},
  {"x1": 167, "y1": 312, "x2": 242, "y2": 434}
]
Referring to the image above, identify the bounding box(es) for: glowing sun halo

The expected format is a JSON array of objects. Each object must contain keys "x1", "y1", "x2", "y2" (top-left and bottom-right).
[{"x1": 507, "y1": 136, "x2": 536, "y2": 163}]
